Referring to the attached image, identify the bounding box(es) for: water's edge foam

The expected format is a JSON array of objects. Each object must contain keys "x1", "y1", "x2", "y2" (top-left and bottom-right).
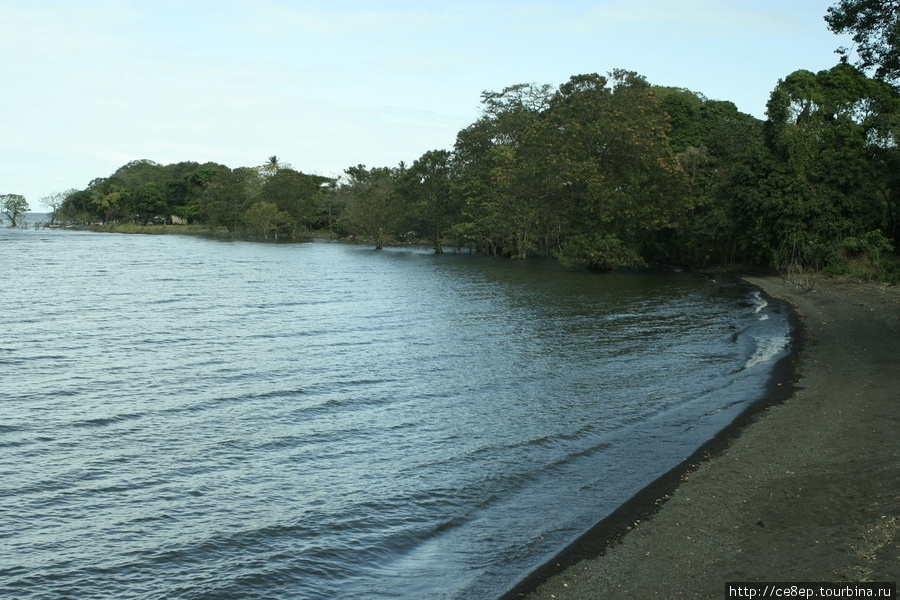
[{"x1": 497, "y1": 277, "x2": 805, "y2": 600}]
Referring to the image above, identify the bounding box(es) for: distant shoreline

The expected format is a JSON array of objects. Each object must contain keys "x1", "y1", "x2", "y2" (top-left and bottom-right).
[{"x1": 504, "y1": 275, "x2": 900, "y2": 599}]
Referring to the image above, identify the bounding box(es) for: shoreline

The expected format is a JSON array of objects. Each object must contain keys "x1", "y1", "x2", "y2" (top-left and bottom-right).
[{"x1": 502, "y1": 275, "x2": 900, "y2": 599}]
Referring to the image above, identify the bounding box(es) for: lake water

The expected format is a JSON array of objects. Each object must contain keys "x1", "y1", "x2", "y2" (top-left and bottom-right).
[{"x1": 0, "y1": 225, "x2": 790, "y2": 599}]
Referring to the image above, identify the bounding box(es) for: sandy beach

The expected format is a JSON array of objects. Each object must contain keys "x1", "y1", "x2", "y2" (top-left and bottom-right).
[{"x1": 503, "y1": 275, "x2": 900, "y2": 599}]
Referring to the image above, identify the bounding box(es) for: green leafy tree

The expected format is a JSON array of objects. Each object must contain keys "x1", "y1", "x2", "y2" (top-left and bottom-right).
[
  {"x1": 244, "y1": 201, "x2": 287, "y2": 239},
  {"x1": 260, "y1": 155, "x2": 290, "y2": 179},
  {"x1": 337, "y1": 165, "x2": 403, "y2": 249},
  {"x1": 826, "y1": 0, "x2": 900, "y2": 83},
  {"x1": 452, "y1": 83, "x2": 555, "y2": 257},
  {"x1": 453, "y1": 72, "x2": 689, "y2": 267},
  {"x1": 656, "y1": 88, "x2": 765, "y2": 265},
  {"x1": 197, "y1": 168, "x2": 256, "y2": 232},
  {"x1": 259, "y1": 168, "x2": 322, "y2": 235},
  {"x1": 133, "y1": 182, "x2": 167, "y2": 224},
  {"x1": 314, "y1": 179, "x2": 346, "y2": 235},
  {"x1": 112, "y1": 159, "x2": 168, "y2": 189},
  {"x1": 54, "y1": 177, "x2": 124, "y2": 223},
  {"x1": 161, "y1": 162, "x2": 215, "y2": 220},
  {"x1": 872, "y1": 143, "x2": 900, "y2": 245},
  {"x1": 59, "y1": 188, "x2": 95, "y2": 223},
  {"x1": 174, "y1": 164, "x2": 225, "y2": 223},
  {"x1": 537, "y1": 71, "x2": 688, "y2": 269},
  {"x1": 1, "y1": 194, "x2": 29, "y2": 227},
  {"x1": 92, "y1": 183, "x2": 132, "y2": 223},
  {"x1": 400, "y1": 149, "x2": 459, "y2": 253},
  {"x1": 734, "y1": 63, "x2": 900, "y2": 271},
  {"x1": 655, "y1": 87, "x2": 708, "y2": 154}
]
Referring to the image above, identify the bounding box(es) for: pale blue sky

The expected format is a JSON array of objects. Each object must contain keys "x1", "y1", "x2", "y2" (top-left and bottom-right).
[{"x1": 1, "y1": 0, "x2": 852, "y2": 207}]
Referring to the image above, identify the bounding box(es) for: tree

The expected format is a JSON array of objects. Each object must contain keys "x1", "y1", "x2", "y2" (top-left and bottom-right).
[
  {"x1": 451, "y1": 72, "x2": 690, "y2": 267},
  {"x1": 196, "y1": 168, "x2": 255, "y2": 231},
  {"x1": 1, "y1": 194, "x2": 29, "y2": 227},
  {"x1": 826, "y1": 0, "x2": 900, "y2": 83},
  {"x1": 112, "y1": 159, "x2": 167, "y2": 189},
  {"x1": 133, "y1": 182, "x2": 167, "y2": 224},
  {"x1": 58, "y1": 188, "x2": 95, "y2": 223},
  {"x1": 259, "y1": 155, "x2": 292, "y2": 180},
  {"x1": 259, "y1": 168, "x2": 322, "y2": 235},
  {"x1": 400, "y1": 149, "x2": 459, "y2": 253},
  {"x1": 92, "y1": 183, "x2": 132, "y2": 223},
  {"x1": 655, "y1": 88, "x2": 765, "y2": 265},
  {"x1": 244, "y1": 201, "x2": 287, "y2": 239},
  {"x1": 173, "y1": 163, "x2": 225, "y2": 223},
  {"x1": 42, "y1": 189, "x2": 78, "y2": 224},
  {"x1": 315, "y1": 179, "x2": 345, "y2": 235},
  {"x1": 733, "y1": 63, "x2": 900, "y2": 271},
  {"x1": 337, "y1": 165, "x2": 403, "y2": 249},
  {"x1": 452, "y1": 82, "x2": 555, "y2": 257},
  {"x1": 536, "y1": 71, "x2": 687, "y2": 269}
]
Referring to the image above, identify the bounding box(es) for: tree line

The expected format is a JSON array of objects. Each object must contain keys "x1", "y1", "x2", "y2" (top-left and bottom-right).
[
  {"x1": 11, "y1": 0, "x2": 900, "y2": 281},
  {"x1": 49, "y1": 156, "x2": 332, "y2": 239}
]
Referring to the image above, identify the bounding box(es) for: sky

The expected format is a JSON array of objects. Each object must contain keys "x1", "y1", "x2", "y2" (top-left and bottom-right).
[{"x1": 1, "y1": 0, "x2": 854, "y2": 208}]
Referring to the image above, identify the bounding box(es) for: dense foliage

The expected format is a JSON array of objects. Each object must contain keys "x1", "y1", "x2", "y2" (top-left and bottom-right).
[
  {"x1": 54, "y1": 157, "x2": 333, "y2": 239},
  {"x1": 826, "y1": 0, "x2": 900, "y2": 82},
  {"x1": 36, "y1": 2, "x2": 900, "y2": 281}
]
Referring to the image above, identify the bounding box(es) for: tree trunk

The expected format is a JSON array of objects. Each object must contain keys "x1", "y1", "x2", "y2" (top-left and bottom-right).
[{"x1": 433, "y1": 228, "x2": 443, "y2": 254}]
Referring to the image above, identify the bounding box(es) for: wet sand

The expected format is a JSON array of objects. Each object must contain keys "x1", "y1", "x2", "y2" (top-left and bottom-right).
[{"x1": 503, "y1": 275, "x2": 900, "y2": 599}]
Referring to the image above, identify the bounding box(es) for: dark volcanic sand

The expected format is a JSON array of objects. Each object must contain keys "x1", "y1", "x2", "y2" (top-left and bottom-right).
[{"x1": 504, "y1": 275, "x2": 899, "y2": 599}]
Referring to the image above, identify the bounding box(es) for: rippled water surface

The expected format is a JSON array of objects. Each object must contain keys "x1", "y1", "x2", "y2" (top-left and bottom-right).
[{"x1": 0, "y1": 226, "x2": 790, "y2": 599}]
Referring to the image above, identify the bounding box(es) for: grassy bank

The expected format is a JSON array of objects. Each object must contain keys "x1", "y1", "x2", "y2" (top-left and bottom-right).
[{"x1": 83, "y1": 223, "x2": 223, "y2": 235}]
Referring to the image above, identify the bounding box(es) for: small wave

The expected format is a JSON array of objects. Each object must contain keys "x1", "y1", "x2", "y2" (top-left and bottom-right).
[
  {"x1": 543, "y1": 441, "x2": 612, "y2": 472},
  {"x1": 158, "y1": 387, "x2": 307, "y2": 416},
  {"x1": 742, "y1": 332, "x2": 790, "y2": 370},
  {"x1": 72, "y1": 413, "x2": 145, "y2": 428},
  {"x1": 242, "y1": 387, "x2": 306, "y2": 401},
  {"x1": 749, "y1": 290, "x2": 768, "y2": 314},
  {"x1": 147, "y1": 297, "x2": 182, "y2": 305},
  {"x1": 704, "y1": 398, "x2": 745, "y2": 416}
]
